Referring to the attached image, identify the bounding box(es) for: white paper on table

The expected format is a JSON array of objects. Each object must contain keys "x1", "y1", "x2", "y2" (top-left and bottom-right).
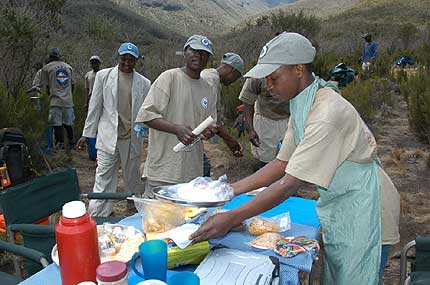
[
  {"x1": 155, "y1": 223, "x2": 199, "y2": 249},
  {"x1": 173, "y1": 116, "x2": 215, "y2": 152}
]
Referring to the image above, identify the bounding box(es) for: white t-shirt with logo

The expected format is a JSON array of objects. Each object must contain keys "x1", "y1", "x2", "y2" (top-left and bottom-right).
[
  {"x1": 136, "y1": 68, "x2": 217, "y2": 183},
  {"x1": 41, "y1": 61, "x2": 74, "y2": 107}
]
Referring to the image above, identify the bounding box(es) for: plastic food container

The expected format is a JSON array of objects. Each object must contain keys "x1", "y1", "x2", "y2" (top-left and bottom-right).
[{"x1": 96, "y1": 261, "x2": 128, "y2": 285}]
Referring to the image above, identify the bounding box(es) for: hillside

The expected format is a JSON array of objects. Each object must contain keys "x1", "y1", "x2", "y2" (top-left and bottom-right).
[
  {"x1": 317, "y1": 0, "x2": 430, "y2": 54},
  {"x1": 62, "y1": 0, "x2": 181, "y2": 45},
  {"x1": 229, "y1": 0, "x2": 430, "y2": 60},
  {"x1": 277, "y1": 0, "x2": 360, "y2": 18},
  {"x1": 111, "y1": 0, "x2": 296, "y2": 36}
]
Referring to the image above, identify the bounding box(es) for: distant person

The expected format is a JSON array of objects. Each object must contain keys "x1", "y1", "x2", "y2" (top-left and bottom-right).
[
  {"x1": 26, "y1": 62, "x2": 43, "y2": 95},
  {"x1": 233, "y1": 104, "x2": 247, "y2": 138},
  {"x1": 138, "y1": 55, "x2": 150, "y2": 80},
  {"x1": 82, "y1": 42, "x2": 151, "y2": 217},
  {"x1": 40, "y1": 48, "x2": 75, "y2": 150},
  {"x1": 76, "y1": 55, "x2": 102, "y2": 150},
  {"x1": 85, "y1": 55, "x2": 101, "y2": 111},
  {"x1": 360, "y1": 33, "x2": 378, "y2": 72},
  {"x1": 26, "y1": 62, "x2": 43, "y2": 110},
  {"x1": 239, "y1": 77, "x2": 290, "y2": 169},
  {"x1": 136, "y1": 35, "x2": 218, "y2": 196},
  {"x1": 201, "y1": 52, "x2": 245, "y2": 176}
]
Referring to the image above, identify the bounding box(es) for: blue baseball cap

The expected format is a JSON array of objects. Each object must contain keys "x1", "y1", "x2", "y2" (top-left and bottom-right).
[{"x1": 118, "y1": 42, "x2": 139, "y2": 59}]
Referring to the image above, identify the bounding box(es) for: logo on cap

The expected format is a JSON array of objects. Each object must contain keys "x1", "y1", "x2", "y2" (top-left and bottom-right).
[
  {"x1": 259, "y1": 46, "x2": 268, "y2": 58},
  {"x1": 127, "y1": 44, "x2": 133, "y2": 50},
  {"x1": 201, "y1": 97, "x2": 209, "y2": 109},
  {"x1": 201, "y1": 38, "x2": 210, "y2": 46}
]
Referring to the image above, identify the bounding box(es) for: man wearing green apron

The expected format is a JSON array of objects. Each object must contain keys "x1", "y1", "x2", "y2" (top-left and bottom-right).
[{"x1": 191, "y1": 32, "x2": 382, "y2": 284}]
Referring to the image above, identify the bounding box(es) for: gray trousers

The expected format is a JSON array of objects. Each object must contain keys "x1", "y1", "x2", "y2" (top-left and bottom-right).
[{"x1": 89, "y1": 139, "x2": 144, "y2": 217}]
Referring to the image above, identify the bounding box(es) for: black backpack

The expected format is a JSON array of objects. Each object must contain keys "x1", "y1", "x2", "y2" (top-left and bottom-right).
[{"x1": 0, "y1": 128, "x2": 31, "y2": 186}]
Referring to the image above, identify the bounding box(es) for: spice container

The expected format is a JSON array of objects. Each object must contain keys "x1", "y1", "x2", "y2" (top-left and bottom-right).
[{"x1": 96, "y1": 261, "x2": 128, "y2": 285}]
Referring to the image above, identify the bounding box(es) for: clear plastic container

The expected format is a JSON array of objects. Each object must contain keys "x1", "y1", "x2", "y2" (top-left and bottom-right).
[{"x1": 96, "y1": 261, "x2": 128, "y2": 285}]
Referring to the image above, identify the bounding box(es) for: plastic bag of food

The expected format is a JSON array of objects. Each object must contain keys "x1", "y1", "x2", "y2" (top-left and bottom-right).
[
  {"x1": 250, "y1": 232, "x2": 282, "y2": 249},
  {"x1": 132, "y1": 198, "x2": 186, "y2": 234},
  {"x1": 157, "y1": 175, "x2": 234, "y2": 203},
  {"x1": 248, "y1": 212, "x2": 291, "y2": 236}
]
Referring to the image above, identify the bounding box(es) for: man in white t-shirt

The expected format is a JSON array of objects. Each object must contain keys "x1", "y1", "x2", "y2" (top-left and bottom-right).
[
  {"x1": 136, "y1": 35, "x2": 218, "y2": 195},
  {"x1": 82, "y1": 43, "x2": 151, "y2": 217},
  {"x1": 84, "y1": 55, "x2": 101, "y2": 111},
  {"x1": 191, "y1": 32, "x2": 400, "y2": 285}
]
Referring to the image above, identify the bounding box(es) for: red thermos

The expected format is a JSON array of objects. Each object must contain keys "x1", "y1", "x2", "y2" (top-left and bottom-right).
[{"x1": 56, "y1": 201, "x2": 100, "y2": 285}]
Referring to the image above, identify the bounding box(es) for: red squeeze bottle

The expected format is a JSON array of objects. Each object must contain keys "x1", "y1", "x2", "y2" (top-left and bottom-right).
[{"x1": 56, "y1": 201, "x2": 100, "y2": 285}]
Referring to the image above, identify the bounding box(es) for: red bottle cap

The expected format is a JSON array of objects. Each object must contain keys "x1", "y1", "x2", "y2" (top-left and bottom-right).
[{"x1": 96, "y1": 261, "x2": 127, "y2": 282}]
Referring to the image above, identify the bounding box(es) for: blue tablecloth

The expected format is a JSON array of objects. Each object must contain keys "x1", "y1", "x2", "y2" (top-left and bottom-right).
[{"x1": 20, "y1": 196, "x2": 320, "y2": 285}]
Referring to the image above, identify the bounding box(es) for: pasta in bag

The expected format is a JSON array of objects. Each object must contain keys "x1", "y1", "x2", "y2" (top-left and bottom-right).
[
  {"x1": 132, "y1": 198, "x2": 186, "y2": 234},
  {"x1": 248, "y1": 212, "x2": 291, "y2": 236}
]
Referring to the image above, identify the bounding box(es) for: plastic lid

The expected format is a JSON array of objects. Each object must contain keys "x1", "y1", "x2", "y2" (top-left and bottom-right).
[
  {"x1": 62, "y1": 201, "x2": 86, "y2": 218},
  {"x1": 96, "y1": 261, "x2": 127, "y2": 282}
]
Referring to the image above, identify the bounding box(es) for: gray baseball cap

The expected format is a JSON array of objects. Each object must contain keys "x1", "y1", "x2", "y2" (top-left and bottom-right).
[
  {"x1": 184, "y1": 35, "x2": 214, "y2": 55},
  {"x1": 49, "y1": 48, "x2": 61, "y2": 59},
  {"x1": 221, "y1": 53, "x2": 245, "y2": 75},
  {"x1": 244, "y1": 32, "x2": 316, "y2": 78}
]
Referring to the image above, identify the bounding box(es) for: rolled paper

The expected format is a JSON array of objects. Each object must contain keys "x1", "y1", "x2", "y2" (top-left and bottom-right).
[{"x1": 173, "y1": 116, "x2": 215, "y2": 152}]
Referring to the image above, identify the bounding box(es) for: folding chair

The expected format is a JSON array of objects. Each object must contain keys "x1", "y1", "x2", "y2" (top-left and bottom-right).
[
  {"x1": 0, "y1": 168, "x2": 135, "y2": 277},
  {"x1": 0, "y1": 168, "x2": 80, "y2": 276},
  {"x1": 0, "y1": 239, "x2": 49, "y2": 284},
  {"x1": 400, "y1": 236, "x2": 430, "y2": 284}
]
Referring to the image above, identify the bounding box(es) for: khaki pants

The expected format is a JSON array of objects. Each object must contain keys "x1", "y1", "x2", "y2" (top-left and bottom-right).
[
  {"x1": 89, "y1": 138, "x2": 144, "y2": 217},
  {"x1": 251, "y1": 114, "x2": 289, "y2": 163}
]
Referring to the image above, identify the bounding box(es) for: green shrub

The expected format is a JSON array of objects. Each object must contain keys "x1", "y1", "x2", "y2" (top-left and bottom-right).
[
  {"x1": 0, "y1": 85, "x2": 48, "y2": 170},
  {"x1": 71, "y1": 82, "x2": 87, "y2": 138},
  {"x1": 342, "y1": 80, "x2": 375, "y2": 122},
  {"x1": 269, "y1": 10, "x2": 321, "y2": 40},
  {"x1": 400, "y1": 69, "x2": 430, "y2": 143},
  {"x1": 341, "y1": 78, "x2": 396, "y2": 124},
  {"x1": 220, "y1": 79, "x2": 245, "y2": 121}
]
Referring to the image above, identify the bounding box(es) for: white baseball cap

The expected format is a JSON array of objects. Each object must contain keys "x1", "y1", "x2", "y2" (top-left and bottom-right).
[{"x1": 245, "y1": 32, "x2": 316, "y2": 78}]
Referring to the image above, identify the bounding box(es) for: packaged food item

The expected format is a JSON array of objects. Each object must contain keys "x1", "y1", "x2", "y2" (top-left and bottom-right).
[
  {"x1": 164, "y1": 239, "x2": 210, "y2": 269},
  {"x1": 250, "y1": 233, "x2": 282, "y2": 249},
  {"x1": 274, "y1": 236, "x2": 320, "y2": 258},
  {"x1": 247, "y1": 212, "x2": 291, "y2": 236},
  {"x1": 248, "y1": 217, "x2": 279, "y2": 236},
  {"x1": 132, "y1": 198, "x2": 186, "y2": 234}
]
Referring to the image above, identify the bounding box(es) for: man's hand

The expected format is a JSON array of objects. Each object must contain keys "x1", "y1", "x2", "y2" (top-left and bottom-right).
[
  {"x1": 249, "y1": 130, "x2": 260, "y2": 147},
  {"x1": 200, "y1": 125, "x2": 218, "y2": 140},
  {"x1": 189, "y1": 211, "x2": 236, "y2": 243},
  {"x1": 227, "y1": 140, "x2": 244, "y2": 157},
  {"x1": 174, "y1": 125, "x2": 195, "y2": 145},
  {"x1": 76, "y1": 137, "x2": 87, "y2": 150}
]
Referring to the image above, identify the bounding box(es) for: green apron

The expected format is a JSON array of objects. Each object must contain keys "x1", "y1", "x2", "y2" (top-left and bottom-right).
[{"x1": 290, "y1": 78, "x2": 381, "y2": 284}]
